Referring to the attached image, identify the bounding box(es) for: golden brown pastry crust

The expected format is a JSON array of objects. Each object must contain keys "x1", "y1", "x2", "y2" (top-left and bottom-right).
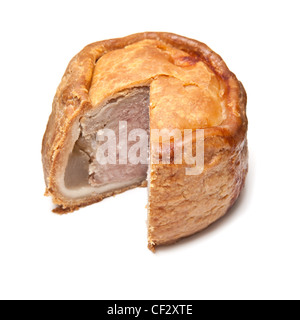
[
  {"x1": 148, "y1": 81, "x2": 247, "y2": 250},
  {"x1": 42, "y1": 32, "x2": 247, "y2": 247}
]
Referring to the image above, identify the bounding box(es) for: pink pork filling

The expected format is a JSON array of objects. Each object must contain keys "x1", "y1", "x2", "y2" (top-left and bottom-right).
[{"x1": 64, "y1": 87, "x2": 150, "y2": 189}]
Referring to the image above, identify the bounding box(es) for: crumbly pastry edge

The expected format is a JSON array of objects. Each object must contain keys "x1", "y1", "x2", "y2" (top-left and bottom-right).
[{"x1": 147, "y1": 81, "x2": 248, "y2": 251}]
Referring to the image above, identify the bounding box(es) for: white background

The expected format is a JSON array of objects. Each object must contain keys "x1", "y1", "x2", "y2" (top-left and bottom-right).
[{"x1": 0, "y1": 0, "x2": 299, "y2": 300}]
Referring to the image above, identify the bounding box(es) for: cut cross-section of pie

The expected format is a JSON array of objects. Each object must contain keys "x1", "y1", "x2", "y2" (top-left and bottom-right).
[{"x1": 42, "y1": 32, "x2": 248, "y2": 250}]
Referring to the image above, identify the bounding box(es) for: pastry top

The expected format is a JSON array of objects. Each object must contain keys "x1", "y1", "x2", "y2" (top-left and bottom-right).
[
  {"x1": 42, "y1": 32, "x2": 247, "y2": 189},
  {"x1": 90, "y1": 39, "x2": 224, "y2": 130}
]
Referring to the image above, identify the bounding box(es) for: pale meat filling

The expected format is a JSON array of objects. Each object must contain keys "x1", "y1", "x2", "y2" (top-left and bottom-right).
[{"x1": 64, "y1": 87, "x2": 150, "y2": 190}]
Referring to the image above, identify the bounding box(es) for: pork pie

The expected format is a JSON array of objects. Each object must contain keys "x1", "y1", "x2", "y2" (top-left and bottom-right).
[{"x1": 42, "y1": 32, "x2": 248, "y2": 250}]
